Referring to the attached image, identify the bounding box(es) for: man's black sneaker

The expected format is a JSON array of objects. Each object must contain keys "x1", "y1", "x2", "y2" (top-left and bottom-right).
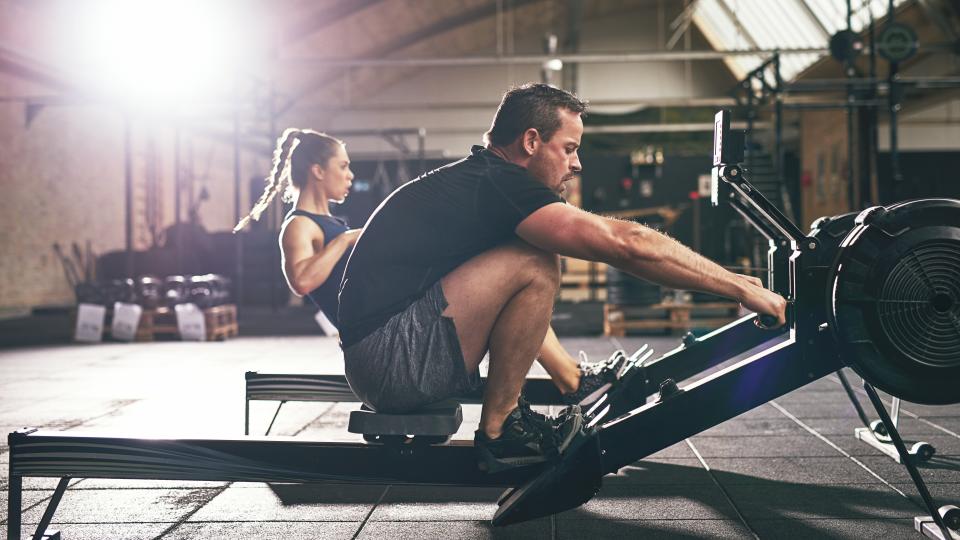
[
  {"x1": 517, "y1": 395, "x2": 580, "y2": 429},
  {"x1": 475, "y1": 404, "x2": 583, "y2": 474},
  {"x1": 579, "y1": 349, "x2": 628, "y2": 375},
  {"x1": 561, "y1": 350, "x2": 629, "y2": 406}
]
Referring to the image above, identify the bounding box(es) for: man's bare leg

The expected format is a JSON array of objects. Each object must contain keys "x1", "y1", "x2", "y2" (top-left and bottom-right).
[
  {"x1": 440, "y1": 240, "x2": 560, "y2": 438},
  {"x1": 536, "y1": 326, "x2": 580, "y2": 394}
]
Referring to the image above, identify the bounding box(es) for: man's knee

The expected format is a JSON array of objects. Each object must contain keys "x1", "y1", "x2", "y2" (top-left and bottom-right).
[{"x1": 510, "y1": 241, "x2": 560, "y2": 290}]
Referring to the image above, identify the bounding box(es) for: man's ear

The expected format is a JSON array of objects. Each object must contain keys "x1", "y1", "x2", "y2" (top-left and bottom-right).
[
  {"x1": 310, "y1": 163, "x2": 324, "y2": 181},
  {"x1": 521, "y1": 128, "x2": 540, "y2": 156}
]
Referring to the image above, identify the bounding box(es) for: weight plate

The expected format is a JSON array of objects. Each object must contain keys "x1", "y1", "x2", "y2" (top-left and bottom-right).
[
  {"x1": 829, "y1": 29, "x2": 864, "y2": 63},
  {"x1": 878, "y1": 22, "x2": 918, "y2": 63}
]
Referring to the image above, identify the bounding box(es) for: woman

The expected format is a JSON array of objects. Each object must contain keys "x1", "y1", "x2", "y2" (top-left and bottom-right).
[
  {"x1": 236, "y1": 128, "x2": 634, "y2": 406},
  {"x1": 235, "y1": 128, "x2": 358, "y2": 329}
]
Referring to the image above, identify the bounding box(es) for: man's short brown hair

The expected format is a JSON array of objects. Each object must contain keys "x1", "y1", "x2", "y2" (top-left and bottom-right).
[{"x1": 484, "y1": 83, "x2": 588, "y2": 147}]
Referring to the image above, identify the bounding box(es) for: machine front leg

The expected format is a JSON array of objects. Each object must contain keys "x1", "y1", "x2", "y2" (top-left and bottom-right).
[
  {"x1": 863, "y1": 383, "x2": 957, "y2": 540},
  {"x1": 7, "y1": 473, "x2": 21, "y2": 540}
]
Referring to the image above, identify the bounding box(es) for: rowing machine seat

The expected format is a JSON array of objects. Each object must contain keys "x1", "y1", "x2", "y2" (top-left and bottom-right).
[{"x1": 348, "y1": 399, "x2": 462, "y2": 445}]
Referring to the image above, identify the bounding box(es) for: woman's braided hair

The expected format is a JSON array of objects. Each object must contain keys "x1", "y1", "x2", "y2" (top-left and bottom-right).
[{"x1": 233, "y1": 128, "x2": 343, "y2": 232}]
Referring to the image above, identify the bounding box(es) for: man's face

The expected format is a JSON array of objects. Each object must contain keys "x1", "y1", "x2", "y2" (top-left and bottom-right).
[{"x1": 526, "y1": 108, "x2": 583, "y2": 195}]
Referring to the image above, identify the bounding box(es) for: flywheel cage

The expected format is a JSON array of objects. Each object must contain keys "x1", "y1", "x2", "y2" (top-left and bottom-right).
[{"x1": 878, "y1": 240, "x2": 960, "y2": 369}]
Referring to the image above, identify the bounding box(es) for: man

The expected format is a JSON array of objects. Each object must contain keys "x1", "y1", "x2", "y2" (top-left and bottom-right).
[{"x1": 338, "y1": 83, "x2": 786, "y2": 473}]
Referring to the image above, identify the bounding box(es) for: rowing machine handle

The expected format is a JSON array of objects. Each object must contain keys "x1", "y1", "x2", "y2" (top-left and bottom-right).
[{"x1": 755, "y1": 314, "x2": 779, "y2": 330}]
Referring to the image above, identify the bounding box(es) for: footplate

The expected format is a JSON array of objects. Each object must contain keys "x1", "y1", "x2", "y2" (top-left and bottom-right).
[{"x1": 491, "y1": 429, "x2": 603, "y2": 526}]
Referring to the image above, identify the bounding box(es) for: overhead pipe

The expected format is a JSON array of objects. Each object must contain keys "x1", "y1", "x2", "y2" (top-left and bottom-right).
[{"x1": 279, "y1": 48, "x2": 831, "y2": 68}]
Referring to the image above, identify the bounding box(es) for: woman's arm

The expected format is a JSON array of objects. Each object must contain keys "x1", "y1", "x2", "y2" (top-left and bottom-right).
[{"x1": 280, "y1": 217, "x2": 360, "y2": 296}]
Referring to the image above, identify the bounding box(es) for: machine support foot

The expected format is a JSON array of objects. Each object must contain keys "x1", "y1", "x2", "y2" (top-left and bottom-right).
[
  {"x1": 264, "y1": 401, "x2": 286, "y2": 436},
  {"x1": 7, "y1": 473, "x2": 22, "y2": 540},
  {"x1": 31, "y1": 477, "x2": 70, "y2": 540},
  {"x1": 864, "y1": 383, "x2": 953, "y2": 539},
  {"x1": 841, "y1": 370, "x2": 936, "y2": 465},
  {"x1": 915, "y1": 506, "x2": 960, "y2": 540},
  {"x1": 836, "y1": 370, "x2": 872, "y2": 427}
]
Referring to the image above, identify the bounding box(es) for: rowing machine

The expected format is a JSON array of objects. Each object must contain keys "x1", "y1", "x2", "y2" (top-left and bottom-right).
[{"x1": 8, "y1": 110, "x2": 959, "y2": 539}]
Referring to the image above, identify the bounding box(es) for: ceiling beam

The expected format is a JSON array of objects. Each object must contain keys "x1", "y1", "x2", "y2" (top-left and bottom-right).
[
  {"x1": 666, "y1": 0, "x2": 701, "y2": 50},
  {"x1": 281, "y1": 0, "x2": 385, "y2": 45},
  {"x1": 713, "y1": 0, "x2": 762, "y2": 50},
  {"x1": 276, "y1": 0, "x2": 545, "y2": 115},
  {"x1": 915, "y1": 0, "x2": 960, "y2": 41},
  {"x1": 584, "y1": 120, "x2": 767, "y2": 134},
  {"x1": 278, "y1": 47, "x2": 830, "y2": 70},
  {"x1": 795, "y1": 0, "x2": 832, "y2": 40},
  {"x1": 0, "y1": 45, "x2": 73, "y2": 91},
  {"x1": 293, "y1": 96, "x2": 738, "y2": 113}
]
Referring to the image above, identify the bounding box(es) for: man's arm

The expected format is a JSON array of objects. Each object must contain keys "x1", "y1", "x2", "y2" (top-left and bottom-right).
[{"x1": 516, "y1": 202, "x2": 786, "y2": 323}]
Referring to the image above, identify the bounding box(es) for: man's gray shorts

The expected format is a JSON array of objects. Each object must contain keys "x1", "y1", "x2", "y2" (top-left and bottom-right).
[{"x1": 342, "y1": 281, "x2": 481, "y2": 413}]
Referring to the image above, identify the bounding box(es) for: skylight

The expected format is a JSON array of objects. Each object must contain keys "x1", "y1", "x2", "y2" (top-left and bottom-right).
[{"x1": 692, "y1": 0, "x2": 908, "y2": 81}]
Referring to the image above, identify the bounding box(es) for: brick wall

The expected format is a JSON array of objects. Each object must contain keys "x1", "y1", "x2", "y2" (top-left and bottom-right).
[
  {"x1": 0, "y1": 101, "x2": 125, "y2": 312},
  {"x1": 0, "y1": 98, "x2": 267, "y2": 313}
]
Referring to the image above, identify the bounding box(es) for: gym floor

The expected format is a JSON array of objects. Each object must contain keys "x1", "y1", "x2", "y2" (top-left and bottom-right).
[{"x1": 1, "y1": 334, "x2": 958, "y2": 539}]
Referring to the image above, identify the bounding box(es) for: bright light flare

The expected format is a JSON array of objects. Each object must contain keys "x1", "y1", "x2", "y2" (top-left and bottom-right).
[
  {"x1": 67, "y1": 0, "x2": 260, "y2": 107},
  {"x1": 542, "y1": 58, "x2": 563, "y2": 72}
]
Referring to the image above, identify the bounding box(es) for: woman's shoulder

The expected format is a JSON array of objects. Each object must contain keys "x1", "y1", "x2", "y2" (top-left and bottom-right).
[{"x1": 281, "y1": 213, "x2": 326, "y2": 243}]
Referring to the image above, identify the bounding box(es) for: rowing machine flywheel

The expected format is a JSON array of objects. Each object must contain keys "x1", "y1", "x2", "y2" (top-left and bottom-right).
[{"x1": 829, "y1": 199, "x2": 960, "y2": 405}]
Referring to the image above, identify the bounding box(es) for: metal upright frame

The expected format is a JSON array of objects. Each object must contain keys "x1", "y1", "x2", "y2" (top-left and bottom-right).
[{"x1": 492, "y1": 112, "x2": 959, "y2": 536}]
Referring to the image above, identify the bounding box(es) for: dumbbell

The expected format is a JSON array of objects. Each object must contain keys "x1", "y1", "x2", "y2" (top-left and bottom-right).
[
  {"x1": 136, "y1": 276, "x2": 162, "y2": 309},
  {"x1": 211, "y1": 274, "x2": 232, "y2": 305},
  {"x1": 197, "y1": 274, "x2": 232, "y2": 307},
  {"x1": 162, "y1": 275, "x2": 188, "y2": 307},
  {"x1": 106, "y1": 279, "x2": 136, "y2": 305},
  {"x1": 74, "y1": 282, "x2": 107, "y2": 305},
  {"x1": 187, "y1": 275, "x2": 215, "y2": 308}
]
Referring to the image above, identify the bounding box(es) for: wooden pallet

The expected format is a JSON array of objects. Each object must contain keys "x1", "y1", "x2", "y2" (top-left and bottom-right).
[
  {"x1": 203, "y1": 304, "x2": 239, "y2": 341},
  {"x1": 559, "y1": 258, "x2": 607, "y2": 302},
  {"x1": 604, "y1": 301, "x2": 740, "y2": 337},
  {"x1": 106, "y1": 304, "x2": 239, "y2": 341}
]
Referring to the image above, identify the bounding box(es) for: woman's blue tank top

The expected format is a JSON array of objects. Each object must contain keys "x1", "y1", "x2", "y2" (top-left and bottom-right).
[{"x1": 284, "y1": 209, "x2": 350, "y2": 326}]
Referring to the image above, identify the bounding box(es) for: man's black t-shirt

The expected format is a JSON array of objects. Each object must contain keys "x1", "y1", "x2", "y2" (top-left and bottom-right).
[{"x1": 338, "y1": 146, "x2": 564, "y2": 347}]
